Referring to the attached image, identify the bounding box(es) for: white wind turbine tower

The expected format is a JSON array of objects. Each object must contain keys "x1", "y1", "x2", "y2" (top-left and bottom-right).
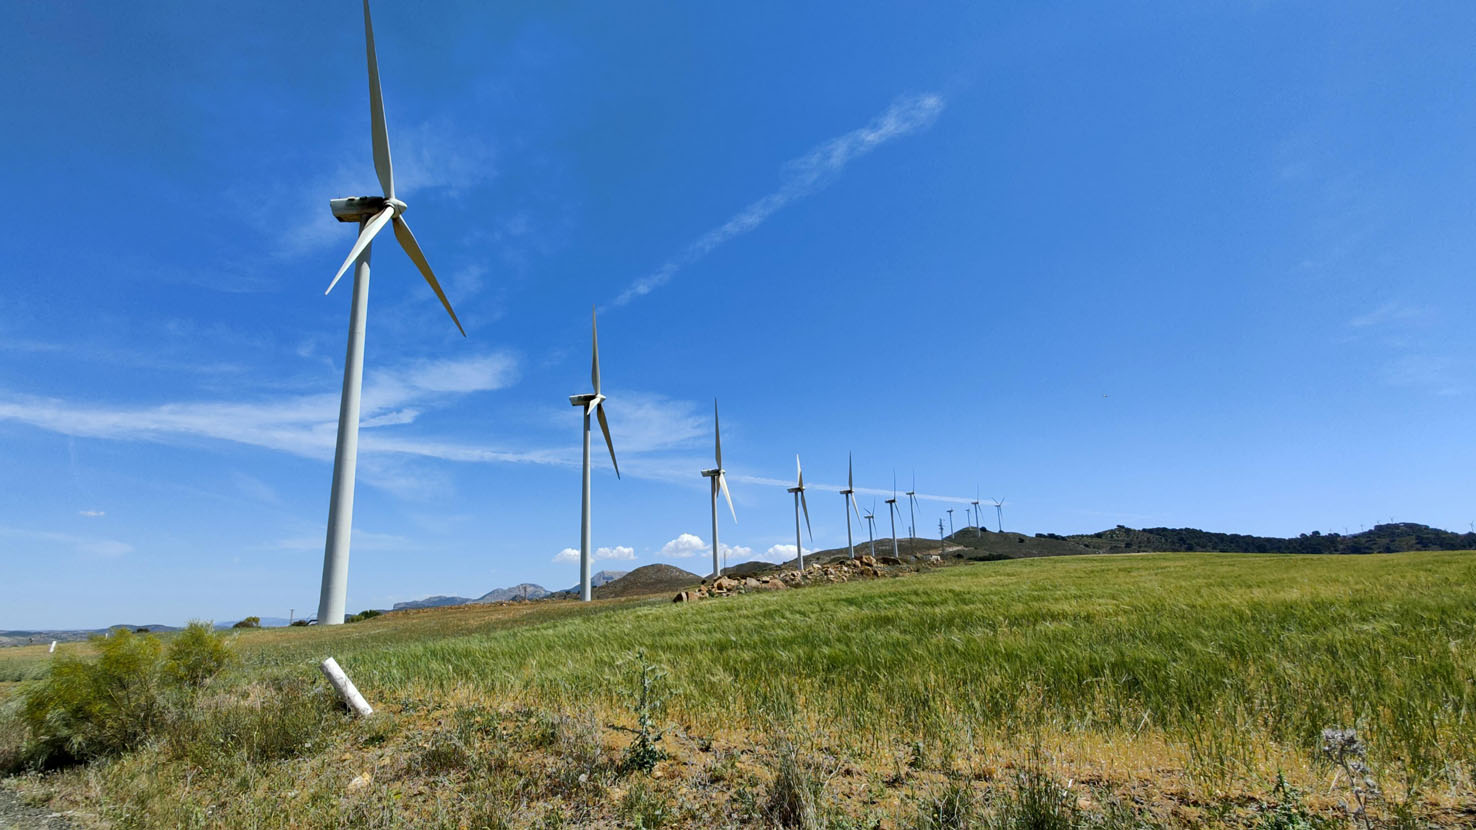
[
  {"x1": 972, "y1": 486, "x2": 982, "y2": 537},
  {"x1": 569, "y1": 307, "x2": 619, "y2": 602},
  {"x1": 947, "y1": 507, "x2": 954, "y2": 536},
  {"x1": 699, "y1": 401, "x2": 737, "y2": 578},
  {"x1": 317, "y1": 0, "x2": 466, "y2": 626},
  {"x1": 787, "y1": 455, "x2": 814, "y2": 572},
  {"x1": 839, "y1": 453, "x2": 863, "y2": 559},
  {"x1": 863, "y1": 501, "x2": 878, "y2": 558},
  {"x1": 884, "y1": 472, "x2": 902, "y2": 558},
  {"x1": 992, "y1": 497, "x2": 1006, "y2": 533},
  {"x1": 906, "y1": 472, "x2": 920, "y2": 539}
]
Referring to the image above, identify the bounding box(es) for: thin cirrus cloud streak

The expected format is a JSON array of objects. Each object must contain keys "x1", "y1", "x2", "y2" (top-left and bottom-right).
[{"x1": 611, "y1": 92, "x2": 947, "y2": 307}]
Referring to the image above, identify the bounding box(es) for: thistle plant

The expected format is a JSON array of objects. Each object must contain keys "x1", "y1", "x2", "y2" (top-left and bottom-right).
[
  {"x1": 1321, "y1": 728, "x2": 1379, "y2": 830},
  {"x1": 618, "y1": 649, "x2": 670, "y2": 774}
]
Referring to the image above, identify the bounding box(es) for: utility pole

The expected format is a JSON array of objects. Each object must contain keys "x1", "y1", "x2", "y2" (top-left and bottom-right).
[{"x1": 938, "y1": 519, "x2": 946, "y2": 555}]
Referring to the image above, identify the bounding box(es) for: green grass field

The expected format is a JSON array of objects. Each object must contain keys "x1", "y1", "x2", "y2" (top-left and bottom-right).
[{"x1": 3, "y1": 551, "x2": 1473, "y2": 828}]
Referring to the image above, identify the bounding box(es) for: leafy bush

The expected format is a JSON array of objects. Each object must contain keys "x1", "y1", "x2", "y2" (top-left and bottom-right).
[
  {"x1": 346, "y1": 609, "x2": 382, "y2": 623},
  {"x1": 19, "y1": 628, "x2": 169, "y2": 766},
  {"x1": 165, "y1": 621, "x2": 234, "y2": 688},
  {"x1": 289, "y1": 619, "x2": 310, "y2": 627},
  {"x1": 232, "y1": 616, "x2": 261, "y2": 629},
  {"x1": 168, "y1": 676, "x2": 342, "y2": 768}
]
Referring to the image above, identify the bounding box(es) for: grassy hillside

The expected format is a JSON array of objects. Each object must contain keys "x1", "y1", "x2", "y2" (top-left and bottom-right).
[{"x1": 3, "y1": 551, "x2": 1474, "y2": 828}]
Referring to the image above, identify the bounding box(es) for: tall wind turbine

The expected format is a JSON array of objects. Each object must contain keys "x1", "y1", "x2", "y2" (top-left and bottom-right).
[
  {"x1": 947, "y1": 508, "x2": 954, "y2": 536},
  {"x1": 992, "y1": 497, "x2": 1006, "y2": 533},
  {"x1": 317, "y1": 0, "x2": 465, "y2": 626},
  {"x1": 863, "y1": 501, "x2": 877, "y2": 558},
  {"x1": 839, "y1": 453, "x2": 863, "y2": 559},
  {"x1": 972, "y1": 487, "x2": 982, "y2": 537},
  {"x1": 569, "y1": 307, "x2": 619, "y2": 602},
  {"x1": 700, "y1": 401, "x2": 736, "y2": 578},
  {"x1": 906, "y1": 473, "x2": 920, "y2": 539},
  {"x1": 884, "y1": 472, "x2": 902, "y2": 558},
  {"x1": 787, "y1": 455, "x2": 814, "y2": 572}
]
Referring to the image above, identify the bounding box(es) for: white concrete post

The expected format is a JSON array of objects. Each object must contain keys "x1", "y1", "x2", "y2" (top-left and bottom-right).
[{"x1": 319, "y1": 657, "x2": 373, "y2": 717}]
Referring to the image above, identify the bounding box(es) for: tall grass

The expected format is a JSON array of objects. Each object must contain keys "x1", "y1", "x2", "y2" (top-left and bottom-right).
[{"x1": 2, "y1": 551, "x2": 1472, "y2": 826}]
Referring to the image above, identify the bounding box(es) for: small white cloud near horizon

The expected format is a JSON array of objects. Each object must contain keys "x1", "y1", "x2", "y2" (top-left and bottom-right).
[
  {"x1": 613, "y1": 91, "x2": 946, "y2": 307},
  {"x1": 656, "y1": 533, "x2": 752, "y2": 563},
  {"x1": 554, "y1": 545, "x2": 635, "y2": 564},
  {"x1": 658, "y1": 533, "x2": 705, "y2": 558},
  {"x1": 762, "y1": 544, "x2": 797, "y2": 563},
  {"x1": 78, "y1": 510, "x2": 105, "y2": 518}
]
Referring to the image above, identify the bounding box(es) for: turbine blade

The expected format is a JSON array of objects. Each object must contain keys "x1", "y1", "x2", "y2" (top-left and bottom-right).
[
  {"x1": 719, "y1": 473, "x2": 736, "y2": 522},
  {"x1": 590, "y1": 305, "x2": 601, "y2": 394},
  {"x1": 713, "y1": 400, "x2": 722, "y2": 468},
  {"x1": 848, "y1": 453, "x2": 853, "y2": 490},
  {"x1": 850, "y1": 493, "x2": 863, "y2": 524},
  {"x1": 800, "y1": 490, "x2": 812, "y2": 541},
  {"x1": 393, "y1": 217, "x2": 466, "y2": 336},
  {"x1": 596, "y1": 402, "x2": 619, "y2": 479},
  {"x1": 363, "y1": 0, "x2": 394, "y2": 199},
  {"x1": 326, "y1": 205, "x2": 394, "y2": 294},
  {"x1": 795, "y1": 454, "x2": 803, "y2": 488}
]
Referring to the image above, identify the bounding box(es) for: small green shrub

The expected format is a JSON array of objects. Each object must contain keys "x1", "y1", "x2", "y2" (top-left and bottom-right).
[
  {"x1": 618, "y1": 779, "x2": 672, "y2": 829},
  {"x1": 1257, "y1": 772, "x2": 1337, "y2": 830},
  {"x1": 168, "y1": 676, "x2": 342, "y2": 768},
  {"x1": 346, "y1": 609, "x2": 382, "y2": 623},
  {"x1": 289, "y1": 619, "x2": 310, "y2": 627},
  {"x1": 164, "y1": 621, "x2": 234, "y2": 688},
  {"x1": 988, "y1": 763, "x2": 1078, "y2": 830},
  {"x1": 19, "y1": 628, "x2": 168, "y2": 766},
  {"x1": 764, "y1": 740, "x2": 825, "y2": 829},
  {"x1": 913, "y1": 778, "x2": 977, "y2": 830},
  {"x1": 232, "y1": 616, "x2": 261, "y2": 629}
]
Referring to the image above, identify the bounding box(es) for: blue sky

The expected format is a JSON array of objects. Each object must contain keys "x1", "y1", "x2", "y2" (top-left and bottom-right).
[{"x1": 3, "y1": 2, "x2": 1474, "y2": 629}]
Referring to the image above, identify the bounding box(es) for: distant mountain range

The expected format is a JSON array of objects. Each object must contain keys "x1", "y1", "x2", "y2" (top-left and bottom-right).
[{"x1": 392, "y1": 570, "x2": 628, "y2": 611}]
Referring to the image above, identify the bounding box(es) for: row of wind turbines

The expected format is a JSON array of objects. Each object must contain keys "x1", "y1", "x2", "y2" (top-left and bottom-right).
[{"x1": 312, "y1": 1, "x2": 1002, "y2": 623}]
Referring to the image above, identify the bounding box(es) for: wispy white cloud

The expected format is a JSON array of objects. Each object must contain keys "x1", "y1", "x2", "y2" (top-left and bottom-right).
[
  {"x1": 78, "y1": 510, "x2": 105, "y2": 518},
  {"x1": 0, "y1": 352, "x2": 521, "y2": 466},
  {"x1": 0, "y1": 525, "x2": 132, "y2": 558},
  {"x1": 1345, "y1": 301, "x2": 1465, "y2": 395},
  {"x1": 612, "y1": 92, "x2": 946, "y2": 307},
  {"x1": 1348, "y1": 302, "x2": 1431, "y2": 329}
]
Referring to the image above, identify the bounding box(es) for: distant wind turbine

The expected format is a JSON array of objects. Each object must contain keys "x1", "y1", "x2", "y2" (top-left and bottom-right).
[
  {"x1": 972, "y1": 486, "x2": 982, "y2": 537},
  {"x1": 700, "y1": 401, "x2": 737, "y2": 578},
  {"x1": 906, "y1": 473, "x2": 920, "y2": 539},
  {"x1": 863, "y1": 501, "x2": 877, "y2": 558},
  {"x1": 317, "y1": 0, "x2": 465, "y2": 626},
  {"x1": 569, "y1": 307, "x2": 619, "y2": 602},
  {"x1": 787, "y1": 455, "x2": 814, "y2": 572},
  {"x1": 947, "y1": 508, "x2": 954, "y2": 536},
  {"x1": 884, "y1": 472, "x2": 902, "y2": 558},
  {"x1": 839, "y1": 453, "x2": 863, "y2": 559},
  {"x1": 992, "y1": 497, "x2": 1005, "y2": 533}
]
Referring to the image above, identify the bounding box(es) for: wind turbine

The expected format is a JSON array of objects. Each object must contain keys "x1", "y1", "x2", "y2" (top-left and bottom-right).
[
  {"x1": 991, "y1": 497, "x2": 1006, "y2": 533},
  {"x1": 787, "y1": 455, "x2": 814, "y2": 572},
  {"x1": 946, "y1": 508, "x2": 955, "y2": 536},
  {"x1": 317, "y1": 0, "x2": 465, "y2": 626},
  {"x1": 906, "y1": 473, "x2": 920, "y2": 539},
  {"x1": 700, "y1": 401, "x2": 736, "y2": 578},
  {"x1": 569, "y1": 307, "x2": 619, "y2": 602},
  {"x1": 839, "y1": 453, "x2": 863, "y2": 559},
  {"x1": 972, "y1": 487, "x2": 982, "y2": 537},
  {"x1": 884, "y1": 472, "x2": 902, "y2": 558},
  {"x1": 863, "y1": 501, "x2": 877, "y2": 558}
]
